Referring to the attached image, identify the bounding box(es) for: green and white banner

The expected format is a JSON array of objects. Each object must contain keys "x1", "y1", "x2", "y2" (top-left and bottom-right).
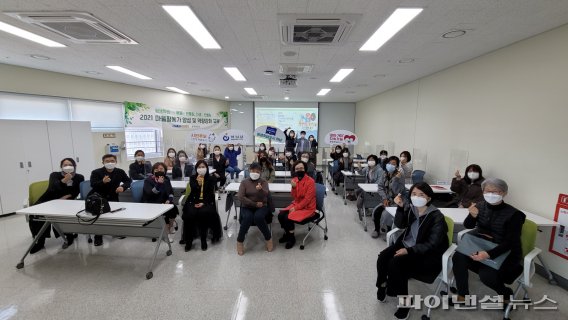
[{"x1": 124, "y1": 101, "x2": 229, "y2": 130}]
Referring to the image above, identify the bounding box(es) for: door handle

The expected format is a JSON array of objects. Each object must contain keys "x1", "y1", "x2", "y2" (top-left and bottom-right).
[
  {"x1": 19, "y1": 162, "x2": 24, "y2": 169},
  {"x1": 76, "y1": 157, "x2": 80, "y2": 162}
]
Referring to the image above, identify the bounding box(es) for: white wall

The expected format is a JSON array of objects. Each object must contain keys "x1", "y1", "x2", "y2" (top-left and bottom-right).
[
  {"x1": 0, "y1": 63, "x2": 229, "y2": 170},
  {"x1": 355, "y1": 24, "x2": 568, "y2": 279}
]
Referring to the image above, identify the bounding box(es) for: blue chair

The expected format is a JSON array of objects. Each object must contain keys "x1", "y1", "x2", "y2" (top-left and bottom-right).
[
  {"x1": 130, "y1": 180, "x2": 144, "y2": 203},
  {"x1": 79, "y1": 180, "x2": 92, "y2": 200},
  {"x1": 411, "y1": 170, "x2": 425, "y2": 184},
  {"x1": 297, "y1": 183, "x2": 328, "y2": 250}
]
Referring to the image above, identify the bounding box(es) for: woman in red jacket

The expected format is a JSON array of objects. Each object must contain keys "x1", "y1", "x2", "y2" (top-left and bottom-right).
[{"x1": 277, "y1": 160, "x2": 316, "y2": 249}]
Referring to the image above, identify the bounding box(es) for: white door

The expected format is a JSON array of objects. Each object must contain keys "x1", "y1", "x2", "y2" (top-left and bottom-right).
[
  {"x1": 70, "y1": 121, "x2": 95, "y2": 177},
  {"x1": 0, "y1": 120, "x2": 29, "y2": 213},
  {"x1": 47, "y1": 121, "x2": 74, "y2": 172},
  {"x1": 22, "y1": 120, "x2": 54, "y2": 184}
]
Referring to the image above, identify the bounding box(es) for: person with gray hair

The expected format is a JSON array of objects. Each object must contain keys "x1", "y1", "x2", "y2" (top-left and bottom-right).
[{"x1": 452, "y1": 177, "x2": 526, "y2": 306}]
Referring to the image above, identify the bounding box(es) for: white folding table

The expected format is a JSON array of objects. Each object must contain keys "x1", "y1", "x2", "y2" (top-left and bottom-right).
[
  {"x1": 16, "y1": 200, "x2": 174, "y2": 280},
  {"x1": 341, "y1": 171, "x2": 365, "y2": 205}
]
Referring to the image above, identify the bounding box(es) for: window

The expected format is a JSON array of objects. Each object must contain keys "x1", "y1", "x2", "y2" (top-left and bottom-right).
[
  {"x1": 69, "y1": 99, "x2": 123, "y2": 132},
  {"x1": 125, "y1": 127, "x2": 163, "y2": 159},
  {"x1": 0, "y1": 92, "x2": 69, "y2": 120}
]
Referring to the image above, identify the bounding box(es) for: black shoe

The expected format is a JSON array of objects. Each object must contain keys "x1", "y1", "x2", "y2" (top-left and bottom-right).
[
  {"x1": 152, "y1": 238, "x2": 157, "y2": 242},
  {"x1": 94, "y1": 235, "x2": 103, "y2": 247},
  {"x1": 65, "y1": 234, "x2": 74, "y2": 246},
  {"x1": 279, "y1": 233, "x2": 290, "y2": 244},
  {"x1": 394, "y1": 307, "x2": 410, "y2": 320},
  {"x1": 285, "y1": 235, "x2": 296, "y2": 249},
  {"x1": 179, "y1": 239, "x2": 186, "y2": 245},
  {"x1": 201, "y1": 241, "x2": 208, "y2": 251},
  {"x1": 184, "y1": 244, "x2": 192, "y2": 252},
  {"x1": 377, "y1": 286, "x2": 387, "y2": 302},
  {"x1": 30, "y1": 241, "x2": 45, "y2": 254}
]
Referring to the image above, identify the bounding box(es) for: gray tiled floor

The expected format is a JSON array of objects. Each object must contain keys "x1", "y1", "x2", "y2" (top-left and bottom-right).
[{"x1": 0, "y1": 186, "x2": 566, "y2": 320}]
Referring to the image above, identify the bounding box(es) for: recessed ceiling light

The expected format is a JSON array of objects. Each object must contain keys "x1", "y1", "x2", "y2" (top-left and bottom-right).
[
  {"x1": 317, "y1": 89, "x2": 331, "y2": 96},
  {"x1": 359, "y1": 8, "x2": 423, "y2": 51},
  {"x1": 239, "y1": 111, "x2": 244, "y2": 114},
  {"x1": 330, "y1": 68, "x2": 354, "y2": 83},
  {"x1": 224, "y1": 67, "x2": 247, "y2": 81},
  {"x1": 106, "y1": 65, "x2": 152, "y2": 80},
  {"x1": 165, "y1": 87, "x2": 189, "y2": 94},
  {"x1": 284, "y1": 97, "x2": 290, "y2": 100},
  {"x1": 29, "y1": 54, "x2": 52, "y2": 60},
  {"x1": 231, "y1": 108, "x2": 238, "y2": 111},
  {"x1": 84, "y1": 71, "x2": 102, "y2": 75},
  {"x1": 0, "y1": 21, "x2": 66, "y2": 47},
  {"x1": 162, "y1": 5, "x2": 221, "y2": 49},
  {"x1": 442, "y1": 30, "x2": 467, "y2": 39},
  {"x1": 244, "y1": 88, "x2": 257, "y2": 95},
  {"x1": 225, "y1": 96, "x2": 230, "y2": 99},
  {"x1": 398, "y1": 58, "x2": 415, "y2": 64},
  {"x1": 264, "y1": 70, "x2": 274, "y2": 75},
  {"x1": 238, "y1": 103, "x2": 242, "y2": 106}
]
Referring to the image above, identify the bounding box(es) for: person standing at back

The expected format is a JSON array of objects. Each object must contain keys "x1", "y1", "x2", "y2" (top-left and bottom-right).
[
  {"x1": 308, "y1": 135, "x2": 318, "y2": 164},
  {"x1": 128, "y1": 149, "x2": 152, "y2": 180},
  {"x1": 224, "y1": 143, "x2": 242, "y2": 182},
  {"x1": 295, "y1": 130, "x2": 309, "y2": 154},
  {"x1": 90, "y1": 154, "x2": 132, "y2": 246},
  {"x1": 284, "y1": 127, "x2": 297, "y2": 153}
]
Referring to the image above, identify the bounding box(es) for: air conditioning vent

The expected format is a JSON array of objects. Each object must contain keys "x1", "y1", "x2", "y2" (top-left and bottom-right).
[
  {"x1": 279, "y1": 75, "x2": 297, "y2": 88},
  {"x1": 242, "y1": 94, "x2": 266, "y2": 100},
  {"x1": 5, "y1": 11, "x2": 137, "y2": 44},
  {"x1": 279, "y1": 63, "x2": 313, "y2": 75},
  {"x1": 279, "y1": 14, "x2": 359, "y2": 45}
]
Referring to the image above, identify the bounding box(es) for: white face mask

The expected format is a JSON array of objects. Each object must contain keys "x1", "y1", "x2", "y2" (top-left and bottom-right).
[
  {"x1": 285, "y1": 152, "x2": 291, "y2": 157},
  {"x1": 301, "y1": 157, "x2": 309, "y2": 163},
  {"x1": 104, "y1": 162, "x2": 116, "y2": 170},
  {"x1": 269, "y1": 151, "x2": 274, "y2": 155},
  {"x1": 484, "y1": 193, "x2": 503, "y2": 204},
  {"x1": 168, "y1": 152, "x2": 175, "y2": 158},
  {"x1": 342, "y1": 153, "x2": 349, "y2": 158},
  {"x1": 380, "y1": 155, "x2": 387, "y2": 160},
  {"x1": 229, "y1": 147, "x2": 234, "y2": 150},
  {"x1": 367, "y1": 160, "x2": 376, "y2": 167},
  {"x1": 179, "y1": 156, "x2": 187, "y2": 162},
  {"x1": 214, "y1": 150, "x2": 221, "y2": 155},
  {"x1": 62, "y1": 165, "x2": 74, "y2": 173},
  {"x1": 259, "y1": 147, "x2": 265, "y2": 150},
  {"x1": 467, "y1": 172, "x2": 480, "y2": 180},
  {"x1": 199, "y1": 145, "x2": 205, "y2": 149},
  {"x1": 411, "y1": 196, "x2": 428, "y2": 207},
  {"x1": 135, "y1": 156, "x2": 144, "y2": 162},
  {"x1": 249, "y1": 172, "x2": 260, "y2": 180},
  {"x1": 196, "y1": 168, "x2": 207, "y2": 176}
]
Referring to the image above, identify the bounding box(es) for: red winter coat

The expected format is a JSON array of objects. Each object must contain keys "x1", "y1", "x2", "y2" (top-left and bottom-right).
[{"x1": 283, "y1": 175, "x2": 317, "y2": 222}]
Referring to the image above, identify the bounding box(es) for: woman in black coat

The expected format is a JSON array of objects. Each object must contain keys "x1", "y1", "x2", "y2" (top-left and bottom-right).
[
  {"x1": 182, "y1": 160, "x2": 222, "y2": 252},
  {"x1": 376, "y1": 182, "x2": 449, "y2": 320},
  {"x1": 142, "y1": 162, "x2": 179, "y2": 243},
  {"x1": 210, "y1": 145, "x2": 229, "y2": 189},
  {"x1": 30, "y1": 158, "x2": 85, "y2": 253}
]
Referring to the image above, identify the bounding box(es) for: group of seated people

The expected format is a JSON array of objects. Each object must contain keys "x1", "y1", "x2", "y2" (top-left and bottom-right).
[{"x1": 28, "y1": 151, "x2": 320, "y2": 255}]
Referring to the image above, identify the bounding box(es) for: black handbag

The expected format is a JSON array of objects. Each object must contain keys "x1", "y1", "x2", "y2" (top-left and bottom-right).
[{"x1": 76, "y1": 192, "x2": 110, "y2": 224}]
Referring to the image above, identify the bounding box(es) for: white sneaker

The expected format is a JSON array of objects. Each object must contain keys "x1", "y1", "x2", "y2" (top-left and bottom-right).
[{"x1": 168, "y1": 234, "x2": 175, "y2": 243}]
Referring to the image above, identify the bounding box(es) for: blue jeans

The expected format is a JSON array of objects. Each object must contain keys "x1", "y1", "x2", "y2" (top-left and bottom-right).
[
  {"x1": 226, "y1": 166, "x2": 241, "y2": 179},
  {"x1": 237, "y1": 206, "x2": 271, "y2": 242}
]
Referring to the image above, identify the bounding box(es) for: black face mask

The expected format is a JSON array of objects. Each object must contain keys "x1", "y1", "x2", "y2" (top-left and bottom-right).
[
  {"x1": 154, "y1": 171, "x2": 165, "y2": 177},
  {"x1": 296, "y1": 171, "x2": 305, "y2": 179}
]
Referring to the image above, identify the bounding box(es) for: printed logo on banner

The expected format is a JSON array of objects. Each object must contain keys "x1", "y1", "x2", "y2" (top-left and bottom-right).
[
  {"x1": 266, "y1": 126, "x2": 277, "y2": 136},
  {"x1": 223, "y1": 134, "x2": 230, "y2": 141},
  {"x1": 208, "y1": 133, "x2": 216, "y2": 142}
]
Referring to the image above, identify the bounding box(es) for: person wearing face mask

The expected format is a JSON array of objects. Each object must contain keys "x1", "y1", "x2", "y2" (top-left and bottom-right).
[
  {"x1": 267, "y1": 147, "x2": 277, "y2": 166},
  {"x1": 90, "y1": 154, "x2": 132, "y2": 246},
  {"x1": 236, "y1": 162, "x2": 272, "y2": 255},
  {"x1": 128, "y1": 150, "x2": 152, "y2": 180},
  {"x1": 196, "y1": 144, "x2": 208, "y2": 161},
  {"x1": 210, "y1": 145, "x2": 229, "y2": 189},
  {"x1": 399, "y1": 151, "x2": 413, "y2": 184},
  {"x1": 307, "y1": 135, "x2": 318, "y2": 164},
  {"x1": 172, "y1": 150, "x2": 194, "y2": 180},
  {"x1": 257, "y1": 142, "x2": 268, "y2": 154},
  {"x1": 378, "y1": 150, "x2": 389, "y2": 170},
  {"x1": 283, "y1": 127, "x2": 297, "y2": 153},
  {"x1": 164, "y1": 148, "x2": 177, "y2": 170},
  {"x1": 182, "y1": 160, "x2": 222, "y2": 252},
  {"x1": 283, "y1": 150, "x2": 297, "y2": 171},
  {"x1": 28, "y1": 158, "x2": 85, "y2": 253},
  {"x1": 332, "y1": 148, "x2": 353, "y2": 190},
  {"x1": 256, "y1": 150, "x2": 268, "y2": 163},
  {"x1": 278, "y1": 161, "x2": 316, "y2": 249},
  {"x1": 371, "y1": 156, "x2": 406, "y2": 239},
  {"x1": 355, "y1": 155, "x2": 384, "y2": 216},
  {"x1": 376, "y1": 183, "x2": 449, "y2": 320},
  {"x1": 295, "y1": 130, "x2": 309, "y2": 154},
  {"x1": 299, "y1": 152, "x2": 316, "y2": 179},
  {"x1": 452, "y1": 178, "x2": 525, "y2": 307},
  {"x1": 450, "y1": 164, "x2": 485, "y2": 208},
  {"x1": 142, "y1": 162, "x2": 179, "y2": 243},
  {"x1": 224, "y1": 144, "x2": 242, "y2": 182},
  {"x1": 259, "y1": 156, "x2": 276, "y2": 183}
]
